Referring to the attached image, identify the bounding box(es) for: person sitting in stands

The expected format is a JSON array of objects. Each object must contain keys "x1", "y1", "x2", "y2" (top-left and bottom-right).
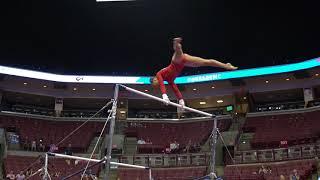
[
  {"x1": 26, "y1": 168, "x2": 33, "y2": 177},
  {"x1": 146, "y1": 138, "x2": 152, "y2": 144},
  {"x1": 137, "y1": 139, "x2": 146, "y2": 144},
  {"x1": 39, "y1": 139, "x2": 45, "y2": 151},
  {"x1": 290, "y1": 169, "x2": 300, "y2": 180},
  {"x1": 6, "y1": 170, "x2": 15, "y2": 180},
  {"x1": 169, "y1": 140, "x2": 180, "y2": 153},
  {"x1": 258, "y1": 165, "x2": 267, "y2": 174},
  {"x1": 23, "y1": 137, "x2": 30, "y2": 150},
  {"x1": 184, "y1": 139, "x2": 192, "y2": 153},
  {"x1": 31, "y1": 140, "x2": 37, "y2": 151},
  {"x1": 16, "y1": 171, "x2": 26, "y2": 180},
  {"x1": 54, "y1": 171, "x2": 61, "y2": 178},
  {"x1": 65, "y1": 143, "x2": 73, "y2": 155}
]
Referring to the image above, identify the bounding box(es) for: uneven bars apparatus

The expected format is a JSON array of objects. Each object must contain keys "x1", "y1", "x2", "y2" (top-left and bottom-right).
[
  {"x1": 119, "y1": 84, "x2": 218, "y2": 179},
  {"x1": 51, "y1": 84, "x2": 218, "y2": 180}
]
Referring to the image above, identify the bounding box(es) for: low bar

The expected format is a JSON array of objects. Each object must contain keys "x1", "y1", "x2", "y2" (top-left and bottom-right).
[
  {"x1": 120, "y1": 85, "x2": 214, "y2": 117},
  {"x1": 47, "y1": 153, "x2": 149, "y2": 169},
  {"x1": 62, "y1": 158, "x2": 105, "y2": 180}
]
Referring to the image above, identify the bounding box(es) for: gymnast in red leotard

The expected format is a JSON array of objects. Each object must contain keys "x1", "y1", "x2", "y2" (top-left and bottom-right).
[{"x1": 150, "y1": 37, "x2": 238, "y2": 113}]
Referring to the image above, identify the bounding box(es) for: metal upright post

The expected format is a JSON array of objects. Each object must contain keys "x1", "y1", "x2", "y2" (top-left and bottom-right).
[
  {"x1": 149, "y1": 169, "x2": 152, "y2": 180},
  {"x1": 104, "y1": 84, "x2": 119, "y2": 180},
  {"x1": 210, "y1": 118, "x2": 218, "y2": 179},
  {"x1": 43, "y1": 154, "x2": 48, "y2": 180}
]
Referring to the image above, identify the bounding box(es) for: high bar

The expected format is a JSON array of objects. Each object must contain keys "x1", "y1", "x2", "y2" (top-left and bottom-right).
[
  {"x1": 47, "y1": 153, "x2": 149, "y2": 169},
  {"x1": 119, "y1": 84, "x2": 214, "y2": 117}
]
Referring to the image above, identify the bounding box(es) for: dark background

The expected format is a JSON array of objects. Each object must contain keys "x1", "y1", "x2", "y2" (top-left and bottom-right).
[{"x1": 0, "y1": 0, "x2": 319, "y2": 76}]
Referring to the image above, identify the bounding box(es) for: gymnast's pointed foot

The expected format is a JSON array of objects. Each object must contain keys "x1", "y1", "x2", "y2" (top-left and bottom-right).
[{"x1": 226, "y1": 63, "x2": 238, "y2": 70}]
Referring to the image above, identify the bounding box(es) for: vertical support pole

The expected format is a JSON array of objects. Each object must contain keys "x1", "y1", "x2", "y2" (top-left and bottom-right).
[
  {"x1": 149, "y1": 169, "x2": 152, "y2": 180},
  {"x1": 105, "y1": 84, "x2": 119, "y2": 180},
  {"x1": 211, "y1": 118, "x2": 218, "y2": 179},
  {"x1": 43, "y1": 154, "x2": 48, "y2": 180}
]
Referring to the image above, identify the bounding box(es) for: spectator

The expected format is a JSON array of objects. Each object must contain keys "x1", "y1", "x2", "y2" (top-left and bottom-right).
[
  {"x1": 31, "y1": 140, "x2": 37, "y2": 151},
  {"x1": 164, "y1": 146, "x2": 171, "y2": 154},
  {"x1": 84, "y1": 169, "x2": 98, "y2": 180},
  {"x1": 280, "y1": 175, "x2": 285, "y2": 180},
  {"x1": 54, "y1": 171, "x2": 61, "y2": 178},
  {"x1": 137, "y1": 139, "x2": 146, "y2": 144},
  {"x1": 146, "y1": 138, "x2": 152, "y2": 144},
  {"x1": 184, "y1": 140, "x2": 192, "y2": 153},
  {"x1": 49, "y1": 143, "x2": 58, "y2": 152},
  {"x1": 172, "y1": 140, "x2": 180, "y2": 153},
  {"x1": 290, "y1": 169, "x2": 300, "y2": 180},
  {"x1": 66, "y1": 159, "x2": 71, "y2": 166},
  {"x1": 170, "y1": 141, "x2": 178, "y2": 153},
  {"x1": 258, "y1": 165, "x2": 268, "y2": 174},
  {"x1": 6, "y1": 170, "x2": 15, "y2": 180},
  {"x1": 266, "y1": 166, "x2": 272, "y2": 174},
  {"x1": 23, "y1": 137, "x2": 30, "y2": 150},
  {"x1": 26, "y1": 169, "x2": 33, "y2": 177},
  {"x1": 193, "y1": 142, "x2": 201, "y2": 152},
  {"x1": 16, "y1": 171, "x2": 26, "y2": 180},
  {"x1": 65, "y1": 144, "x2": 73, "y2": 155},
  {"x1": 65, "y1": 143, "x2": 73, "y2": 165},
  {"x1": 175, "y1": 140, "x2": 179, "y2": 147},
  {"x1": 39, "y1": 139, "x2": 45, "y2": 152}
]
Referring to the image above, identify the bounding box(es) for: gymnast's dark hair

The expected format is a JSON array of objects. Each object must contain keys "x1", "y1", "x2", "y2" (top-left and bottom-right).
[{"x1": 150, "y1": 76, "x2": 155, "y2": 84}]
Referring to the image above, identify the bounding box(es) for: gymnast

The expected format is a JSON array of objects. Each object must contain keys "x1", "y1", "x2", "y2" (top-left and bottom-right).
[{"x1": 150, "y1": 37, "x2": 238, "y2": 113}]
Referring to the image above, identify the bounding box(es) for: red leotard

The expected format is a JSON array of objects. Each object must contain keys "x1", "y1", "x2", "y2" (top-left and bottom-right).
[{"x1": 156, "y1": 55, "x2": 186, "y2": 100}]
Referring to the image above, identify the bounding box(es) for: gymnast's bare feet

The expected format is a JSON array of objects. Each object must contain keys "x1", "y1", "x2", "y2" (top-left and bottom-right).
[{"x1": 226, "y1": 63, "x2": 238, "y2": 70}]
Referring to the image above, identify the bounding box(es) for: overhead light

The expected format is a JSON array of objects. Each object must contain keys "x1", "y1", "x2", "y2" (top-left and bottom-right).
[
  {"x1": 265, "y1": 80, "x2": 269, "y2": 83},
  {"x1": 120, "y1": 111, "x2": 126, "y2": 114},
  {"x1": 43, "y1": 85, "x2": 47, "y2": 88},
  {"x1": 97, "y1": 0, "x2": 136, "y2": 2},
  {"x1": 211, "y1": 86, "x2": 215, "y2": 89},
  {"x1": 217, "y1": 100, "x2": 223, "y2": 103},
  {"x1": 144, "y1": 89, "x2": 149, "y2": 92},
  {"x1": 193, "y1": 88, "x2": 197, "y2": 91},
  {"x1": 315, "y1": 73, "x2": 319, "y2": 76},
  {"x1": 199, "y1": 102, "x2": 206, "y2": 105},
  {"x1": 286, "y1": 78, "x2": 290, "y2": 81},
  {"x1": 23, "y1": 82, "x2": 27, "y2": 85},
  {"x1": 73, "y1": 88, "x2": 77, "y2": 91},
  {"x1": 92, "y1": 88, "x2": 96, "y2": 91},
  {"x1": 243, "y1": 97, "x2": 247, "y2": 100},
  {"x1": 242, "y1": 141, "x2": 246, "y2": 144}
]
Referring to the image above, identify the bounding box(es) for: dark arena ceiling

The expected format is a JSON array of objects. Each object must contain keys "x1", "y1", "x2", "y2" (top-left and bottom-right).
[{"x1": 0, "y1": 0, "x2": 319, "y2": 76}]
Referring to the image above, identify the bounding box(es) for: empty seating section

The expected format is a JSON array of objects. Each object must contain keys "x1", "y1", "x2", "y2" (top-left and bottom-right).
[
  {"x1": 126, "y1": 120, "x2": 231, "y2": 153},
  {"x1": 118, "y1": 166, "x2": 207, "y2": 180},
  {"x1": 0, "y1": 115, "x2": 105, "y2": 152},
  {"x1": 224, "y1": 159, "x2": 316, "y2": 180},
  {"x1": 243, "y1": 111, "x2": 320, "y2": 148},
  {"x1": 4, "y1": 155, "x2": 100, "y2": 180}
]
